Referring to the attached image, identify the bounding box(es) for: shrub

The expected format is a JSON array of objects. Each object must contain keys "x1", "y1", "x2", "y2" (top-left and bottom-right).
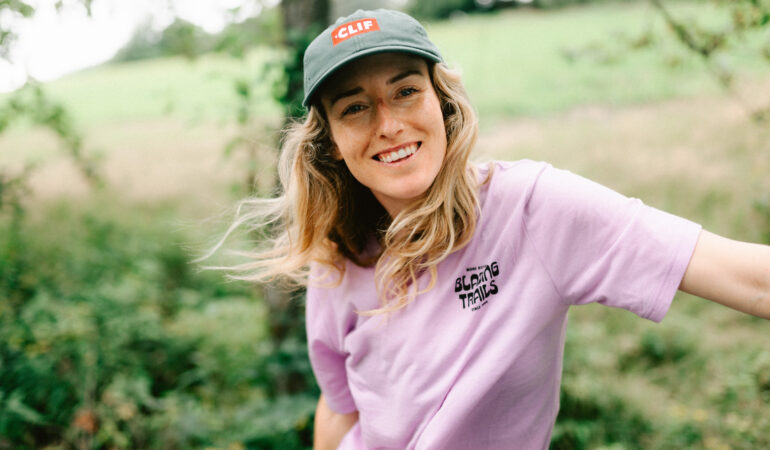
[
  {"x1": 619, "y1": 328, "x2": 696, "y2": 370},
  {"x1": 0, "y1": 199, "x2": 316, "y2": 449},
  {"x1": 551, "y1": 381, "x2": 653, "y2": 449}
]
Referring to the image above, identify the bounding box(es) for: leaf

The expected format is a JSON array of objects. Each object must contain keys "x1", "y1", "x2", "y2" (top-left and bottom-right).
[{"x1": 3, "y1": 391, "x2": 46, "y2": 425}]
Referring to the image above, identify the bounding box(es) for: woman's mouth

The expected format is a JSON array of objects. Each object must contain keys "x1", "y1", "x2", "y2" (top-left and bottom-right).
[{"x1": 375, "y1": 142, "x2": 420, "y2": 163}]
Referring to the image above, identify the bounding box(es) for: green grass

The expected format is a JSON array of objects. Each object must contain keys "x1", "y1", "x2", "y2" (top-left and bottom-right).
[
  {"x1": 429, "y1": 1, "x2": 770, "y2": 123},
  {"x1": 556, "y1": 294, "x2": 770, "y2": 449},
  {"x1": 36, "y1": 48, "x2": 283, "y2": 127}
]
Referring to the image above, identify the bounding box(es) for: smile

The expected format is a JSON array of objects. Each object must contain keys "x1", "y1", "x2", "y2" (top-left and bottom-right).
[{"x1": 375, "y1": 142, "x2": 420, "y2": 163}]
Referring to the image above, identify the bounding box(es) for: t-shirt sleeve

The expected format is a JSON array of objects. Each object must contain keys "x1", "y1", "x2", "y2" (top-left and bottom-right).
[
  {"x1": 305, "y1": 283, "x2": 357, "y2": 414},
  {"x1": 521, "y1": 164, "x2": 702, "y2": 322}
]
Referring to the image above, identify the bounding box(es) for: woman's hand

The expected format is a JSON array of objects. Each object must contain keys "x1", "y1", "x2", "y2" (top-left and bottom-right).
[
  {"x1": 314, "y1": 394, "x2": 359, "y2": 450},
  {"x1": 680, "y1": 230, "x2": 770, "y2": 319}
]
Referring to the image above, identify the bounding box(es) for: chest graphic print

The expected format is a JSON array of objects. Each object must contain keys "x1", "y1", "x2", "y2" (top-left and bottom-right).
[{"x1": 455, "y1": 261, "x2": 500, "y2": 311}]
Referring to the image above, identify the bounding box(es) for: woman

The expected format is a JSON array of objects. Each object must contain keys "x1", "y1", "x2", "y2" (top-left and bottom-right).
[{"x1": 217, "y1": 9, "x2": 770, "y2": 449}]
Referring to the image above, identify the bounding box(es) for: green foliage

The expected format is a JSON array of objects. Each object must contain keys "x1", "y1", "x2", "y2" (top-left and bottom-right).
[
  {"x1": 272, "y1": 5, "x2": 328, "y2": 121},
  {"x1": 212, "y1": 7, "x2": 284, "y2": 59},
  {"x1": 408, "y1": 0, "x2": 477, "y2": 20},
  {"x1": 647, "y1": 0, "x2": 770, "y2": 118},
  {"x1": 551, "y1": 383, "x2": 653, "y2": 449},
  {"x1": 0, "y1": 82, "x2": 100, "y2": 186},
  {"x1": 0, "y1": 201, "x2": 317, "y2": 448},
  {"x1": 111, "y1": 20, "x2": 165, "y2": 63},
  {"x1": 113, "y1": 18, "x2": 209, "y2": 62},
  {"x1": 619, "y1": 328, "x2": 696, "y2": 369},
  {"x1": 159, "y1": 19, "x2": 210, "y2": 61},
  {"x1": 0, "y1": 0, "x2": 34, "y2": 60},
  {"x1": 221, "y1": 60, "x2": 284, "y2": 195},
  {"x1": 112, "y1": 6, "x2": 284, "y2": 63},
  {"x1": 0, "y1": 79, "x2": 101, "y2": 271},
  {"x1": 559, "y1": 298, "x2": 770, "y2": 449},
  {"x1": 533, "y1": 0, "x2": 642, "y2": 9},
  {"x1": 407, "y1": 0, "x2": 644, "y2": 17}
]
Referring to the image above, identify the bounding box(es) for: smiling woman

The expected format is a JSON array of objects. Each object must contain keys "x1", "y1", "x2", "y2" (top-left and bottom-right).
[
  {"x1": 206, "y1": 7, "x2": 770, "y2": 450},
  {"x1": 320, "y1": 53, "x2": 447, "y2": 217}
]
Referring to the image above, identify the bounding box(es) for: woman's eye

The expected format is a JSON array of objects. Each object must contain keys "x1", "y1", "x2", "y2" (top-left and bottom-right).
[
  {"x1": 399, "y1": 87, "x2": 418, "y2": 97},
  {"x1": 342, "y1": 104, "x2": 365, "y2": 116}
]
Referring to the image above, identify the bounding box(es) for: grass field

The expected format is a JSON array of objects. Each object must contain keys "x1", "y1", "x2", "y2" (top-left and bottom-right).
[{"x1": 2, "y1": 1, "x2": 770, "y2": 448}]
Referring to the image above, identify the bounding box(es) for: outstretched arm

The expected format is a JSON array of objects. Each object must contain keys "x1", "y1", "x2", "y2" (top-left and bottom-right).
[
  {"x1": 314, "y1": 394, "x2": 359, "y2": 450},
  {"x1": 679, "y1": 230, "x2": 770, "y2": 319}
]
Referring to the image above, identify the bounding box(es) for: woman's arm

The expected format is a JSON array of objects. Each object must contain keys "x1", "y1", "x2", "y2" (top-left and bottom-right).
[
  {"x1": 314, "y1": 394, "x2": 359, "y2": 450},
  {"x1": 679, "y1": 230, "x2": 770, "y2": 319}
]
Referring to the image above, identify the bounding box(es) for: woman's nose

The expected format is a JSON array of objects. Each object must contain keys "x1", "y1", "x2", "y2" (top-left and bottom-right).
[{"x1": 375, "y1": 101, "x2": 403, "y2": 138}]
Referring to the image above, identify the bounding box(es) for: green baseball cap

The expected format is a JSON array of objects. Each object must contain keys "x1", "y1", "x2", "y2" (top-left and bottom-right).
[{"x1": 302, "y1": 9, "x2": 444, "y2": 107}]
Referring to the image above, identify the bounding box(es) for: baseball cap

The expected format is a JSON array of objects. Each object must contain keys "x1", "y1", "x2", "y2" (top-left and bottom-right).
[{"x1": 302, "y1": 9, "x2": 444, "y2": 107}]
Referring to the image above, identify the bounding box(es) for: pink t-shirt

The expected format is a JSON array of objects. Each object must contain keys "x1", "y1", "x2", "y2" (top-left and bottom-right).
[{"x1": 306, "y1": 160, "x2": 701, "y2": 449}]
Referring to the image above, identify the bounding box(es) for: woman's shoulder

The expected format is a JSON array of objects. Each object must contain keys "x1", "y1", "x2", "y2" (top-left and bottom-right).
[
  {"x1": 476, "y1": 159, "x2": 550, "y2": 182},
  {"x1": 474, "y1": 159, "x2": 551, "y2": 200},
  {"x1": 308, "y1": 257, "x2": 376, "y2": 294}
]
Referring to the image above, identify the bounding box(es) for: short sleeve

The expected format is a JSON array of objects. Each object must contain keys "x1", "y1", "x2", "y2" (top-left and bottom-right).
[
  {"x1": 306, "y1": 283, "x2": 357, "y2": 414},
  {"x1": 522, "y1": 164, "x2": 701, "y2": 322}
]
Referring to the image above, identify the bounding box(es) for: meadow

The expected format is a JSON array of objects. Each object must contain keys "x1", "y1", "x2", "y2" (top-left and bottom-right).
[{"x1": 1, "y1": 1, "x2": 769, "y2": 448}]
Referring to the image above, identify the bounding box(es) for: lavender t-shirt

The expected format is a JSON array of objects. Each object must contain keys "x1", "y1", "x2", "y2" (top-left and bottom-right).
[{"x1": 306, "y1": 160, "x2": 701, "y2": 449}]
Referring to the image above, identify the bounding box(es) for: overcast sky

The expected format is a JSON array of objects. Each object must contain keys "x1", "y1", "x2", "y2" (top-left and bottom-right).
[{"x1": 0, "y1": 0, "x2": 272, "y2": 92}]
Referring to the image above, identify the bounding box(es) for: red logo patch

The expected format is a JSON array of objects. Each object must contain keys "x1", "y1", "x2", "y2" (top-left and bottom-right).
[{"x1": 331, "y1": 18, "x2": 380, "y2": 46}]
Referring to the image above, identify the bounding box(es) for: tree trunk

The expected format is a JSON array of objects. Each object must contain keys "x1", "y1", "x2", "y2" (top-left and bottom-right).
[
  {"x1": 261, "y1": 0, "x2": 330, "y2": 397},
  {"x1": 280, "y1": 0, "x2": 331, "y2": 121}
]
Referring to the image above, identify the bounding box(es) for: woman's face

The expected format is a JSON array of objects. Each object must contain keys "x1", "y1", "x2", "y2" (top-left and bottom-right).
[{"x1": 320, "y1": 52, "x2": 447, "y2": 217}]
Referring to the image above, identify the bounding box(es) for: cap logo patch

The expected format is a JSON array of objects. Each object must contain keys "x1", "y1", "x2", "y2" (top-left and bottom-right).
[{"x1": 331, "y1": 18, "x2": 380, "y2": 46}]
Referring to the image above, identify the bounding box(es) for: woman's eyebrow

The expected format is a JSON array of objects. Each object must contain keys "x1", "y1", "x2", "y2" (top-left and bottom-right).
[
  {"x1": 387, "y1": 69, "x2": 423, "y2": 84},
  {"x1": 330, "y1": 87, "x2": 364, "y2": 108}
]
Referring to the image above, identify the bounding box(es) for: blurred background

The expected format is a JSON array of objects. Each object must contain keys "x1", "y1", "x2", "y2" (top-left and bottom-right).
[{"x1": 1, "y1": 0, "x2": 769, "y2": 448}]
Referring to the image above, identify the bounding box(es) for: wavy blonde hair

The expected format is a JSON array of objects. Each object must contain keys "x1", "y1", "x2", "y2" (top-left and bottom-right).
[{"x1": 208, "y1": 61, "x2": 481, "y2": 314}]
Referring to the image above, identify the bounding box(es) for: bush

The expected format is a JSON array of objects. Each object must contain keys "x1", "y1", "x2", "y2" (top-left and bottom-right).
[
  {"x1": 407, "y1": 0, "x2": 645, "y2": 18},
  {"x1": 0, "y1": 199, "x2": 316, "y2": 449},
  {"x1": 532, "y1": 0, "x2": 643, "y2": 9},
  {"x1": 112, "y1": 7, "x2": 284, "y2": 63},
  {"x1": 551, "y1": 381, "x2": 653, "y2": 449},
  {"x1": 618, "y1": 328, "x2": 697, "y2": 371}
]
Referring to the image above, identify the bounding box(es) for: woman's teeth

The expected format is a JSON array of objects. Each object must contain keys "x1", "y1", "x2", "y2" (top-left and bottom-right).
[{"x1": 377, "y1": 143, "x2": 418, "y2": 163}]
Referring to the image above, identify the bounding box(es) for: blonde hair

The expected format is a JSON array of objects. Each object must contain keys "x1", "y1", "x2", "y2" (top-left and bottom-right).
[{"x1": 208, "y1": 61, "x2": 481, "y2": 313}]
